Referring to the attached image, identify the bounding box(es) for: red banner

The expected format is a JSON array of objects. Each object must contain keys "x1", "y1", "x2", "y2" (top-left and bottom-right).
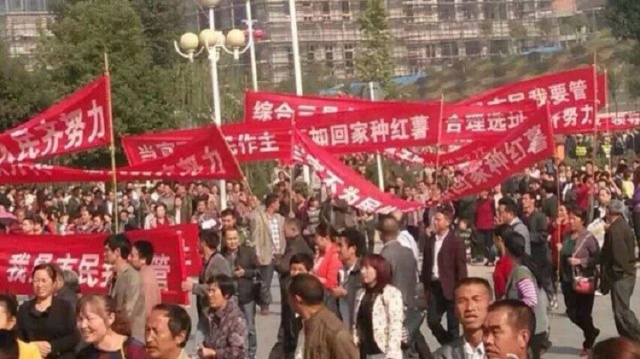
[
  {"x1": 121, "y1": 122, "x2": 292, "y2": 165},
  {"x1": 293, "y1": 131, "x2": 423, "y2": 214},
  {"x1": 245, "y1": 91, "x2": 391, "y2": 122},
  {"x1": 0, "y1": 125, "x2": 243, "y2": 183},
  {"x1": 0, "y1": 225, "x2": 197, "y2": 304},
  {"x1": 457, "y1": 67, "x2": 606, "y2": 135},
  {"x1": 597, "y1": 112, "x2": 640, "y2": 132},
  {"x1": 0, "y1": 76, "x2": 112, "y2": 164},
  {"x1": 441, "y1": 106, "x2": 555, "y2": 202}
]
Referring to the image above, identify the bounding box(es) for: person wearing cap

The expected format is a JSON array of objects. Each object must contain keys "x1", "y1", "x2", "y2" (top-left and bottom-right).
[{"x1": 601, "y1": 199, "x2": 640, "y2": 342}]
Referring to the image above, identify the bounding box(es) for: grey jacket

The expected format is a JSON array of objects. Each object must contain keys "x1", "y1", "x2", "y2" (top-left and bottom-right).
[
  {"x1": 109, "y1": 263, "x2": 146, "y2": 341},
  {"x1": 510, "y1": 217, "x2": 531, "y2": 255},
  {"x1": 380, "y1": 240, "x2": 418, "y2": 306},
  {"x1": 433, "y1": 337, "x2": 465, "y2": 359},
  {"x1": 193, "y1": 251, "x2": 232, "y2": 315}
]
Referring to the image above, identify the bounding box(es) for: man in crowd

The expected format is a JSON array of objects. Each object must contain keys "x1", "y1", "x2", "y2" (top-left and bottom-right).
[
  {"x1": 434, "y1": 277, "x2": 492, "y2": 359},
  {"x1": 220, "y1": 208, "x2": 250, "y2": 247},
  {"x1": 520, "y1": 191, "x2": 555, "y2": 309},
  {"x1": 250, "y1": 193, "x2": 285, "y2": 316},
  {"x1": 332, "y1": 228, "x2": 365, "y2": 328},
  {"x1": 181, "y1": 230, "x2": 231, "y2": 345},
  {"x1": 497, "y1": 197, "x2": 531, "y2": 254},
  {"x1": 422, "y1": 206, "x2": 468, "y2": 345},
  {"x1": 129, "y1": 240, "x2": 161, "y2": 319},
  {"x1": 145, "y1": 303, "x2": 192, "y2": 359},
  {"x1": 288, "y1": 273, "x2": 359, "y2": 359},
  {"x1": 104, "y1": 233, "x2": 146, "y2": 341},
  {"x1": 483, "y1": 300, "x2": 535, "y2": 359},
  {"x1": 602, "y1": 199, "x2": 640, "y2": 342}
]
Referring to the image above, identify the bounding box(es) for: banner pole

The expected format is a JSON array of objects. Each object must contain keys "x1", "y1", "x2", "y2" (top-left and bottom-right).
[
  {"x1": 591, "y1": 54, "x2": 599, "y2": 170},
  {"x1": 104, "y1": 52, "x2": 119, "y2": 232},
  {"x1": 434, "y1": 94, "x2": 444, "y2": 188},
  {"x1": 604, "y1": 69, "x2": 612, "y2": 171},
  {"x1": 369, "y1": 82, "x2": 385, "y2": 191}
]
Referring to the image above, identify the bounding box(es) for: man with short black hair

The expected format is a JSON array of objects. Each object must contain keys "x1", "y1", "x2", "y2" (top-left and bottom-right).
[
  {"x1": 482, "y1": 300, "x2": 535, "y2": 359},
  {"x1": 332, "y1": 228, "x2": 365, "y2": 327},
  {"x1": 288, "y1": 274, "x2": 359, "y2": 359},
  {"x1": 423, "y1": 206, "x2": 468, "y2": 345},
  {"x1": 129, "y1": 240, "x2": 161, "y2": 319},
  {"x1": 181, "y1": 229, "x2": 231, "y2": 346},
  {"x1": 434, "y1": 278, "x2": 493, "y2": 359},
  {"x1": 104, "y1": 234, "x2": 145, "y2": 341},
  {"x1": 146, "y1": 303, "x2": 192, "y2": 359},
  {"x1": 497, "y1": 197, "x2": 531, "y2": 254}
]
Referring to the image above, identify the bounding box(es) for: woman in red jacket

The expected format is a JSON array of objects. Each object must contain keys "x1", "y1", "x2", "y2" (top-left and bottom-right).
[
  {"x1": 492, "y1": 223, "x2": 515, "y2": 299},
  {"x1": 312, "y1": 222, "x2": 342, "y2": 315},
  {"x1": 548, "y1": 203, "x2": 570, "y2": 292}
]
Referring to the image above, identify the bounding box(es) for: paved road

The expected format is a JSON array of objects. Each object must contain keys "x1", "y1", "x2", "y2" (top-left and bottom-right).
[{"x1": 185, "y1": 264, "x2": 640, "y2": 358}]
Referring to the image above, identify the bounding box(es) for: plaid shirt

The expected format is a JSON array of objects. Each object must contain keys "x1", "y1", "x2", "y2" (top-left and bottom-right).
[
  {"x1": 268, "y1": 215, "x2": 282, "y2": 254},
  {"x1": 205, "y1": 301, "x2": 247, "y2": 359}
]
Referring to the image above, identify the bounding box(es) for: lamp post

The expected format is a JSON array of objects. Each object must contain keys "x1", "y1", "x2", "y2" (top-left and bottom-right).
[{"x1": 175, "y1": 0, "x2": 256, "y2": 210}]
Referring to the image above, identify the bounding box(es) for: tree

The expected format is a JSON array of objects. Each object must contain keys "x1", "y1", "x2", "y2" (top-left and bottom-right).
[
  {"x1": 607, "y1": 0, "x2": 640, "y2": 98},
  {"x1": 39, "y1": 0, "x2": 179, "y2": 165},
  {"x1": 355, "y1": 0, "x2": 396, "y2": 97},
  {"x1": 0, "y1": 40, "x2": 53, "y2": 132},
  {"x1": 129, "y1": 0, "x2": 187, "y2": 67}
]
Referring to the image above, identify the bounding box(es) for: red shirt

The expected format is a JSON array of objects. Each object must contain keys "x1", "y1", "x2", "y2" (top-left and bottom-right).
[
  {"x1": 475, "y1": 197, "x2": 495, "y2": 230},
  {"x1": 576, "y1": 183, "x2": 591, "y2": 211},
  {"x1": 493, "y1": 255, "x2": 514, "y2": 299},
  {"x1": 548, "y1": 221, "x2": 570, "y2": 269}
]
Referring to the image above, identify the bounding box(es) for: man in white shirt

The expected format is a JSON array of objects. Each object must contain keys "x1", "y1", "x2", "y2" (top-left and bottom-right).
[
  {"x1": 391, "y1": 210, "x2": 420, "y2": 262},
  {"x1": 433, "y1": 278, "x2": 492, "y2": 359}
]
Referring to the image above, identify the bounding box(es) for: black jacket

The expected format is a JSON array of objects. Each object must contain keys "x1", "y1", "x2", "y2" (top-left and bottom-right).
[
  {"x1": 223, "y1": 245, "x2": 259, "y2": 305},
  {"x1": 16, "y1": 297, "x2": 79, "y2": 359}
]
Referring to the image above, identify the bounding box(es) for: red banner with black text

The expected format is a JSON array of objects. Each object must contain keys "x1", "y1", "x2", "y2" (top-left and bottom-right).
[
  {"x1": 0, "y1": 76, "x2": 112, "y2": 164},
  {"x1": 0, "y1": 225, "x2": 200, "y2": 304}
]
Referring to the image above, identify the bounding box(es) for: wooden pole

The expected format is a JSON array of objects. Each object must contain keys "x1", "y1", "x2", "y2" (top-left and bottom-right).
[
  {"x1": 434, "y1": 94, "x2": 445, "y2": 188},
  {"x1": 104, "y1": 53, "x2": 119, "y2": 231}
]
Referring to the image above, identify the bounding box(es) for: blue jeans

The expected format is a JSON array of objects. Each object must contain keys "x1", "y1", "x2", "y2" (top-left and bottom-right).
[
  {"x1": 240, "y1": 300, "x2": 257, "y2": 357},
  {"x1": 258, "y1": 263, "x2": 274, "y2": 307}
]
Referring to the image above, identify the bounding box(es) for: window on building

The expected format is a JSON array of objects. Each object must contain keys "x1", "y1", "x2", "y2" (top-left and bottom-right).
[
  {"x1": 403, "y1": 5, "x2": 414, "y2": 22},
  {"x1": 9, "y1": 0, "x2": 22, "y2": 11},
  {"x1": 283, "y1": 0, "x2": 289, "y2": 16},
  {"x1": 286, "y1": 46, "x2": 293, "y2": 65},
  {"x1": 425, "y1": 44, "x2": 436, "y2": 58},
  {"x1": 322, "y1": 1, "x2": 330, "y2": 19},
  {"x1": 460, "y1": 0, "x2": 478, "y2": 20},
  {"x1": 441, "y1": 41, "x2": 458, "y2": 57},
  {"x1": 344, "y1": 44, "x2": 354, "y2": 75},
  {"x1": 307, "y1": 45, "x2": 316, "y2": 62},
  {"x1": 465, "y1": 41, "x2": 482, "y2": 56},
  {"x1": 484, "y1": 1, "x2": 507, "y2": 20},
  {"x1": 489, "y1": 40, "x2": 509, "y2": 55},
  {"x1": 437, "y1": 0, "x2": 455, "y2": 21},
  {"x1": 342, "y1": 0, "x2": 351, "y2": 20},
  {"x1": 325, "y1": 45, "x2": 334, "y2": 68}
]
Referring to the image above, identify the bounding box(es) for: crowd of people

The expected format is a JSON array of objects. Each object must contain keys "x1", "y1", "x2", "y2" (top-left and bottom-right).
[{"x1": 2, "y1": 155, "x2": 640, "y2": 359}]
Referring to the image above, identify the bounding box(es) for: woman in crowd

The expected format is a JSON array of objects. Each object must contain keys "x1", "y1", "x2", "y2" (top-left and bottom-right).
[
  {"x1": 352, "y1": 254, "x2": 403, "y2": 359},
  {"x1": 560, "y1": 207, "x2": 600, "y2": 355},
  {"x1": 548, "y1": 203, "x2": 571, "y2": 292},
  {"x1": 492, "y1": 224, "x2": 515, "y2": 299},
  {"x1": 76, "y1": 294, "x2": 147, "y2": 358},
  {"x1": 0, "y1": 295, "x2": 40, "y2": 359},
  {"x1": 16, "y1": 263, "x2": 78, "y2": 359},
  {"x1": 503, "y1": 231, "x2": 550, "y2": 359},
  {"x1": 199, "y1": 275, "x2": 247, "y2": 359},
  {"x1": 312, "y1": 222, "x2": 342, "y2": 312}
]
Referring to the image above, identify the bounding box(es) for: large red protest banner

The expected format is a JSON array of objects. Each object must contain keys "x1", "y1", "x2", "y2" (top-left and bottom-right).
[
  {"x1": 0, "y1": 76, "x2": 112, "y2": 164},
  {"x1": 0, "y1": 125, "x2": 243, "y2": 183},
  {"x1": 121, "y1": 122, "x2": 292, "y2": 165},
  {"x1": 245, "y1": 91, "x2": 394, "y2": 122},
  {"x1": 0, "y1": 225, "x2": 195, "y2": 304},
  {"x1": 457, "y1": 67, "x2": 606, "y2": 134},
  {"x1": 441, "y1": 106, "x2": 555, "y2": 201},
  {"x1": 292, "y1": 130, "x2": 424, "y2": 214}
]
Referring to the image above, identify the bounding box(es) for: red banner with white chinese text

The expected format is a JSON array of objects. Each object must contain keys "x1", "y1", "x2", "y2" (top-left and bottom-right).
[
  {"x1": 457, "y1": 67, "x2": 606, "y2": 135},
  {"x1": 121, "y1": 122, "x2": 292, "y2": 165},
  {"x1": 441, "y1": 106, "x2": 555, "y2": 202},
  {"x1": 245, "y1": 91, "x2": 393, "y2": 122},
  {"x1": 0, "y1": 125, "x2": 243, "y2": 183},
  {"x1": 292, "y1": 130, "x2": 423, "y2": 214},
  {"x1": 0, "y1": 76, "x2": 112, "y2": 164},
  {"x1": 0, "y1": 225, "x2": 195, "y2": 304},
  {"x1": 597, "y1": 112, "x2": 640, "y2": 132}
]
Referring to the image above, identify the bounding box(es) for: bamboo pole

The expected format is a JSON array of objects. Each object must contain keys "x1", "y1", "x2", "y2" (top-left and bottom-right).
[{"x1": 104, "y1": 53, "x2": 119, "y2": 231}]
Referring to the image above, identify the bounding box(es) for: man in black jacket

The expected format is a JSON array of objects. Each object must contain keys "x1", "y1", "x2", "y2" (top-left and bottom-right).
[
  {"x1": 222, "y1": 226, "x2": 259, "y2": 359},
  {"x1": 602, "y1": 200, "x2": 640, "y2": 341}
]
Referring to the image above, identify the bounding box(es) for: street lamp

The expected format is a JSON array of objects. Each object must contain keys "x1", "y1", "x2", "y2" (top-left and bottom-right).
[{"x1": 174, "y1": 0, "x2": 257, "y2": 211}]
